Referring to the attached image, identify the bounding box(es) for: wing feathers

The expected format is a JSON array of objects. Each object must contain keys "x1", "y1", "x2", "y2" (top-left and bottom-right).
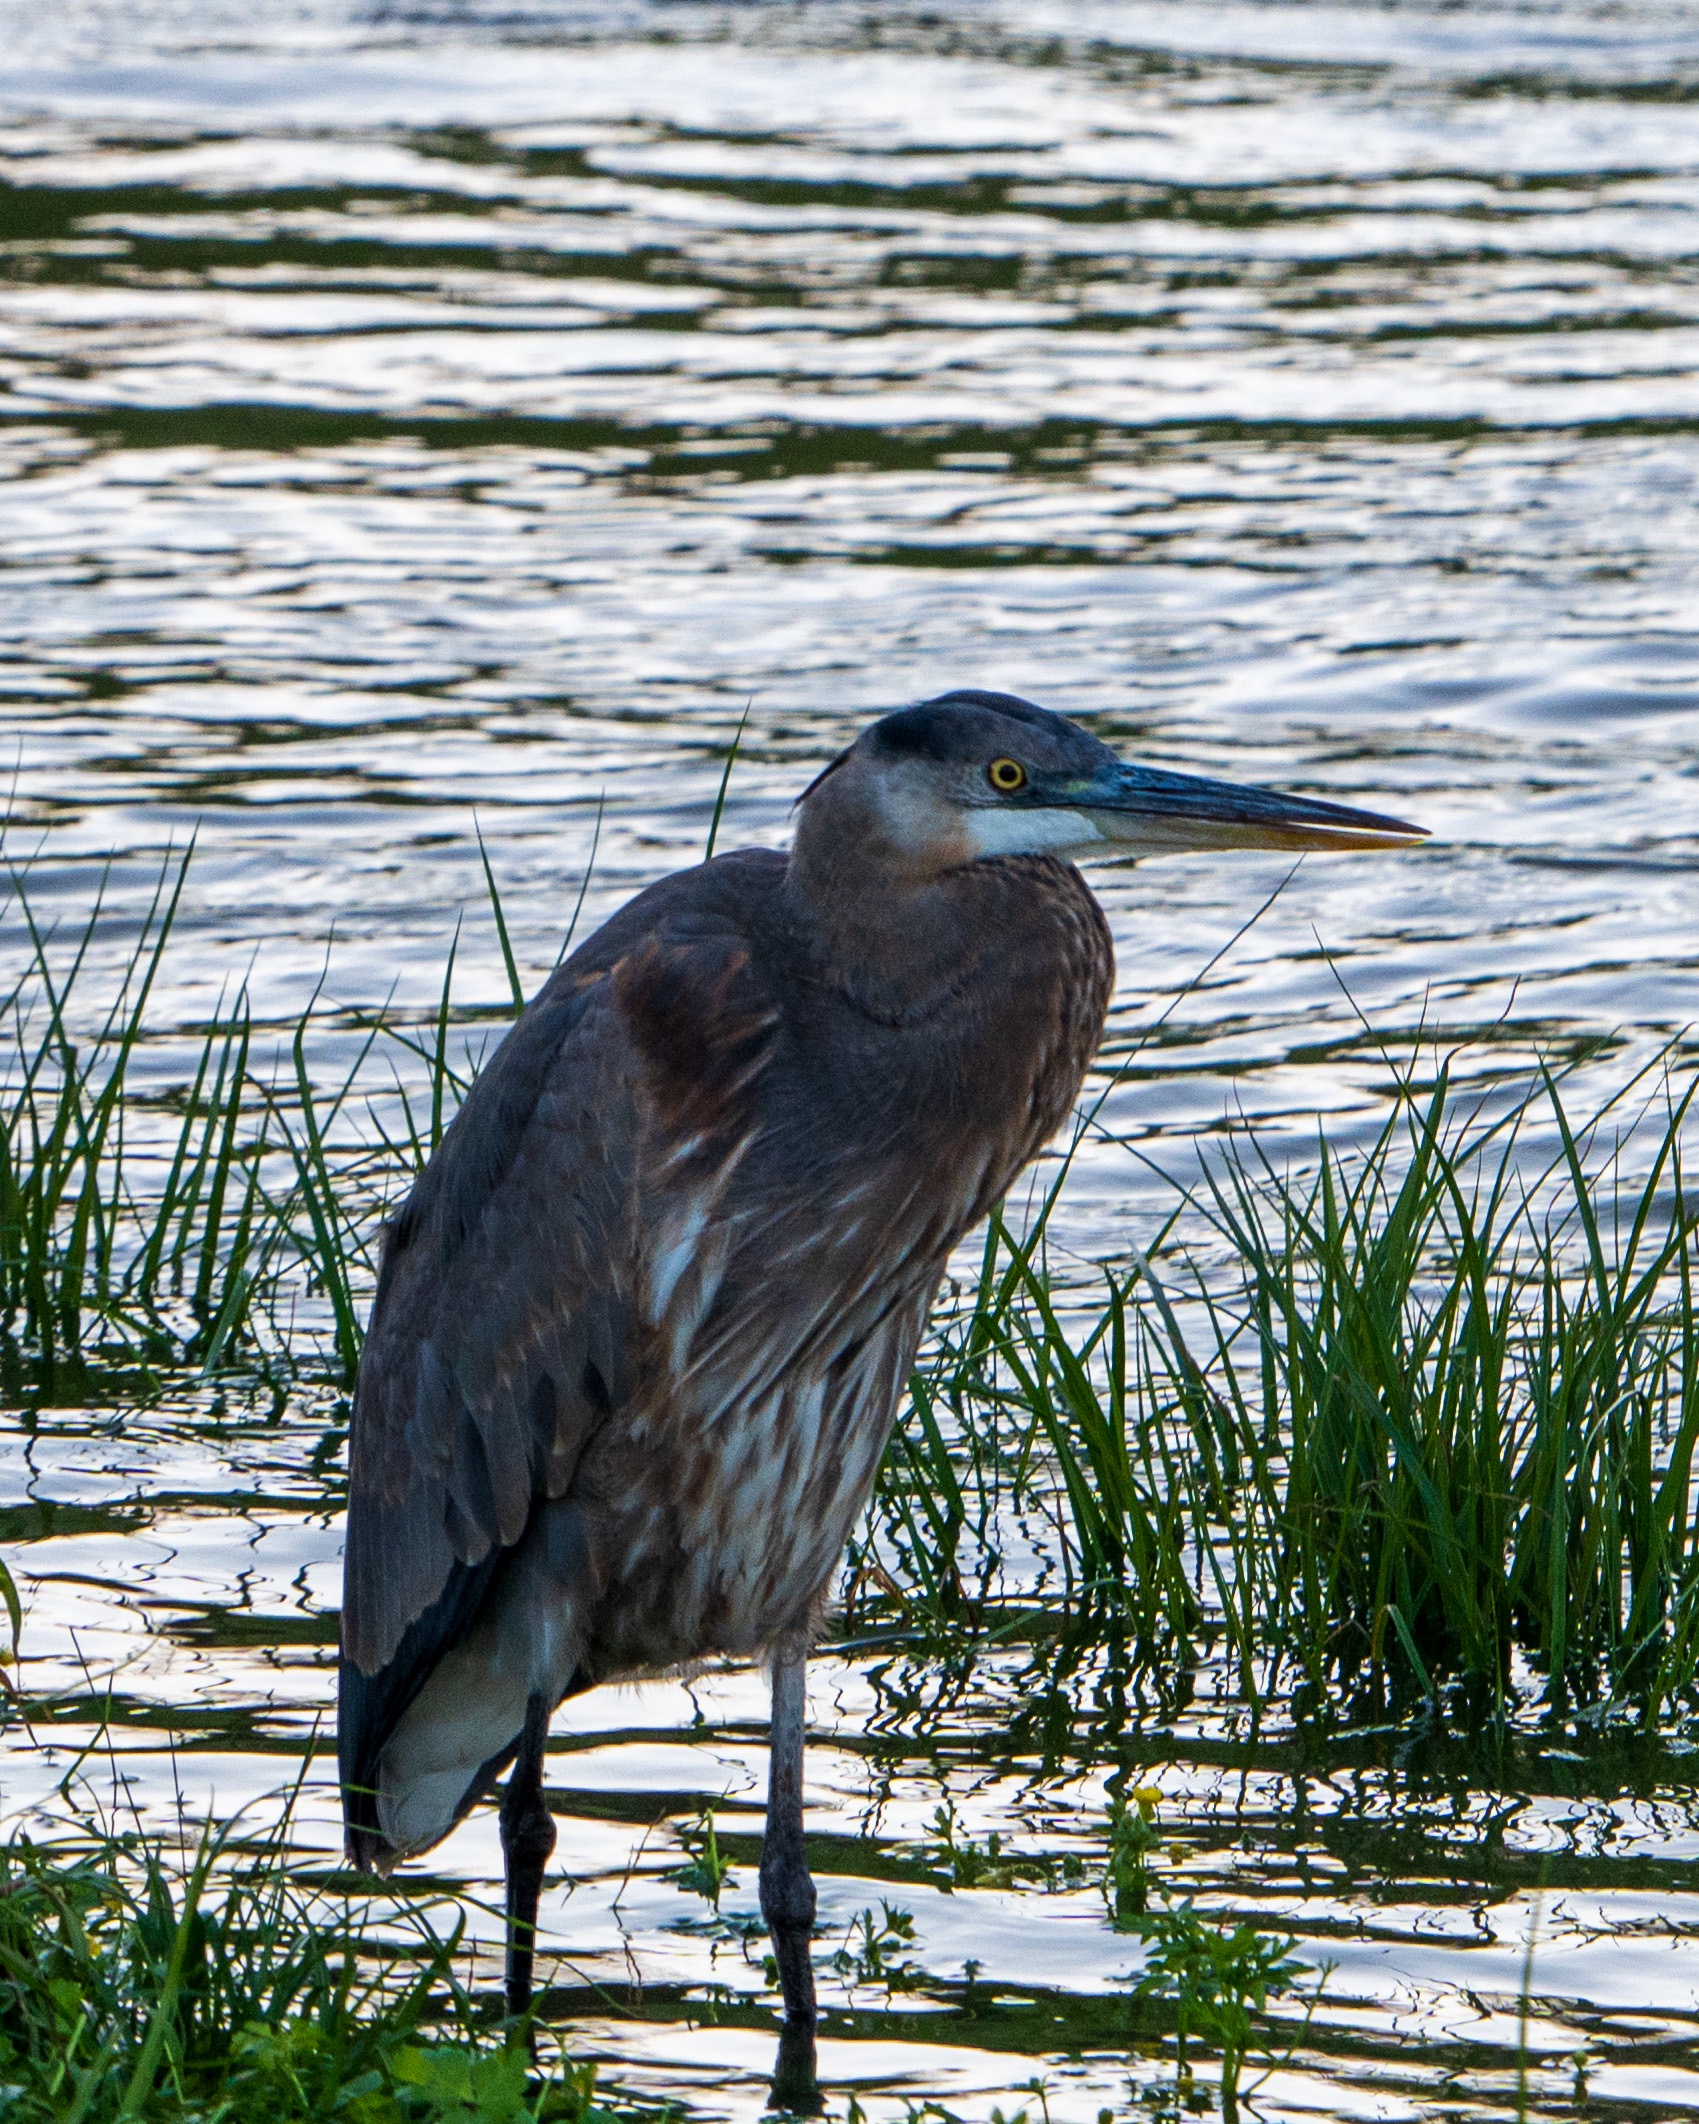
[
  {"x1": 341, "y1": 975, "x2": 635, "y2": 1679},
  {"x1": 339, "y1": 1541, "x2": 506, "y2": 1868},
  {"x1": 339, "y1": 903, "x2": 785, "y2": 1866}
]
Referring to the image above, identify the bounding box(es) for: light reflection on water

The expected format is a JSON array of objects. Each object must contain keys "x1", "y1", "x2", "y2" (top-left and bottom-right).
[{"x1": 6, "y1": 2, "x2": 1699, "y2": 2115}]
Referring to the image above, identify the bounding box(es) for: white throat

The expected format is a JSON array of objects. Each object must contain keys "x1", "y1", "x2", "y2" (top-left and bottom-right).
[{"x1": 965, "y1": 807, "x2": 1105, "y2": 859}]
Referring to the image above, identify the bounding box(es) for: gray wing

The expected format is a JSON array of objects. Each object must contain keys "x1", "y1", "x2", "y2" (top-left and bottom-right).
[
  {"x1": 337, "y1": 968, "x2": 641, "y2": 1847},
  {"x1": 341, "y1": 973, "x2": 640, "y2": 1679},
  {"x1": 337, "y1": 889, "x2": 783, "y2": 1857}
]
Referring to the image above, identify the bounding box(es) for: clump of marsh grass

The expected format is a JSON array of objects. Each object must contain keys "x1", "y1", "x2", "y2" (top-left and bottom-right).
[
  {"x1": 0, "y1": 845, "x2": 526, "y2": 1395},
  {"x1": 0, "y1": 849, "x2": 267, "y2": 1385},
  {"x1": 1184, "y1": 1059, "x2": 1699, "y2": 1719},
  {"x1": 0, "y1": 1773, "x2": 634, "y2": 2123},
  {"x1": 886, "y1": 1052, "x2": 1699, "y2": 1724}
]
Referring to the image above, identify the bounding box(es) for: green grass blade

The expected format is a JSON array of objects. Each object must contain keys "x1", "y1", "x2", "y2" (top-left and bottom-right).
[{"x1": 704, "y1": 700, "x2": 752, "y2": 862}]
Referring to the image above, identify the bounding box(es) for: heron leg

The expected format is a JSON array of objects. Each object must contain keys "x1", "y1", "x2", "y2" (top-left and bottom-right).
[
  {"x1": 501, "y1": 1690, "x2": 556, "y2": 2019},
  {"x1": 761, "y1": 1649, "x2": 819, "y2": 2107}
]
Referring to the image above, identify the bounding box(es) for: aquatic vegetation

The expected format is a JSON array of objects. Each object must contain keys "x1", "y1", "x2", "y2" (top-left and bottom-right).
[
  {"x1": 1187, "y1": 1061, "x2": 1699, "y2": 1719},
  {"x1": 1101, "y1": 1785, "x2": 1318, "y2": 2119},
  {"x1": 0, "y1": 1795, "x2": 645, "y2": 2124},
  {"x1": 0, "y1": 849, "x2": 503, "y2": 1395},
  {"x1": 1129, "y1": 1898, "x2": 1310, "y2": 2124},
  {"x1": 919, "y1": 1802, "x2": 1050, "y2": 1893},
  {"x1": 667, "y1": 1810, "x2": 737, "y2": 1912},
  {"x1": 880, "y1": 1055, "x2": 1699, "y2": 1724},
  {"x1": 0, "y1": 852, "x2": 265, "y2": 1386},
  {"x1": 829, "y1": 1905, "x2": 920, "y2": 2009},
  {"x1": 1102, "y1": 1786, "x2": 1163, "y2": 1927}
]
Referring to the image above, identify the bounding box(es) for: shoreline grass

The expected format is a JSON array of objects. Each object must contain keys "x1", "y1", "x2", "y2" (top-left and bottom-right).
[
  {"x1": 872, "y1": 1052, "x2": 1699, "y2": 1726},
  {"x1": 0, "y1": 1758, "x2": 650, "y2": 2124}
]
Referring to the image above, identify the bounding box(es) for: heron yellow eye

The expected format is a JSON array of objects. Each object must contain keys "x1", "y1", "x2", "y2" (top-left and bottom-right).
[{"x1": 987, "y1": 757, "x2": 1027, "y2": 793}]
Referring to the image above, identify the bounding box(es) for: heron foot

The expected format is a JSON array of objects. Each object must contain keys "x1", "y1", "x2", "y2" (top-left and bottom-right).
[{"x1": 501, "y1": 1691, "x2": 557, "y2": 2020}]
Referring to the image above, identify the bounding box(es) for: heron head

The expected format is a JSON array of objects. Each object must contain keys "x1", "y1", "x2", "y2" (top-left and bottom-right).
[{"x1": 797, "y1": 689, "x2": 1426, "y2": 877}]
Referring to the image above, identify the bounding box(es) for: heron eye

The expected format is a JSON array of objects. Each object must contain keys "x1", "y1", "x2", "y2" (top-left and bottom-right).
[{"x1": 987, "y1": 757, "x2": 1027, "y2": 793}]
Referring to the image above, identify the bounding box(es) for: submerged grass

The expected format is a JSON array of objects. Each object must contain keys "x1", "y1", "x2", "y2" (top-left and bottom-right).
[{"x1": 6, "y1": 847, "x2": 1699, "y2": 1728}]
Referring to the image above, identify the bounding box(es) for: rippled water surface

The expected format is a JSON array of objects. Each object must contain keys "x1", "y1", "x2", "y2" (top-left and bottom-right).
[{"x1": 7, "y1": 2, "x2": 1699, "y2": 2117}]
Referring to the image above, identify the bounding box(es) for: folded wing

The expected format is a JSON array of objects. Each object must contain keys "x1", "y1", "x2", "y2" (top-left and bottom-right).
[
  {"x1": 337, "y1": 882, "x2": 789, "y2": 1867},
  {"x1": 337, "y1": 971, "x2": 640, "y2": 1862}
]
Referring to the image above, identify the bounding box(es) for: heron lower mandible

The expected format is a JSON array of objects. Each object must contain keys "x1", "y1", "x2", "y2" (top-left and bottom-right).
[{"x1": 337, "y1": 690, "x2": 1424, "y2": 2085}]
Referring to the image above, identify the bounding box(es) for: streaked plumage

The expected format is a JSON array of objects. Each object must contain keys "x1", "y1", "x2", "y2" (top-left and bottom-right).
[{"x1": 338, "y1": 688, "x2": 1424, "y2": 2063}]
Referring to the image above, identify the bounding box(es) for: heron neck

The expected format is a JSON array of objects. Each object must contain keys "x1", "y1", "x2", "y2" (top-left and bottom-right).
[{"x1": 782, "y1": 827, "x2": 993, "y2": 1022}]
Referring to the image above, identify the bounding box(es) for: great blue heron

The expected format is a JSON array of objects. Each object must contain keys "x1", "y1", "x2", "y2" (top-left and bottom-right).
[{"x1": 338, "y1": 689, "x2": 1424, "y2": 2075}]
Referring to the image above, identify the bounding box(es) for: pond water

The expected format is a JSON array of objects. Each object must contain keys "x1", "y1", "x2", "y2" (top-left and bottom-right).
[{"x1": 6, "y1": 1, "x2": 1699, "y2": 2116}]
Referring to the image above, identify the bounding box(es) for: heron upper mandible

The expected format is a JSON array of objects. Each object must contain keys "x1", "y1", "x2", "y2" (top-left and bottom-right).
[{"x1": 337, "y1": 690, "x2": 1424, "y2": 2078}]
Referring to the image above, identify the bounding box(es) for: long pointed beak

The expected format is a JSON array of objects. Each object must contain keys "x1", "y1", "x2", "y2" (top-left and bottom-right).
[{"x1": 1070, "y1": 761, "x2": 1428, "y2": 856}]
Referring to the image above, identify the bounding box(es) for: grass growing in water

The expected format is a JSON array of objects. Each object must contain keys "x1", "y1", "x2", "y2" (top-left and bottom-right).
[
  {"x1": 1186, "y1": 1060, "x2": 1699, "y2": 1718},
  {"x1": 880, "y1": 1054, "x2": 1699, "y2": 1722},
  {"x1": 0, "y1": 1777, "x2": 642, "y2": 2124},
  {"x1": 0, "y1": 847, "x2": 514, "y2": 1395},
  {"x1": 0, "y1": 851, "x2": 266, "y2": 1384}
]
